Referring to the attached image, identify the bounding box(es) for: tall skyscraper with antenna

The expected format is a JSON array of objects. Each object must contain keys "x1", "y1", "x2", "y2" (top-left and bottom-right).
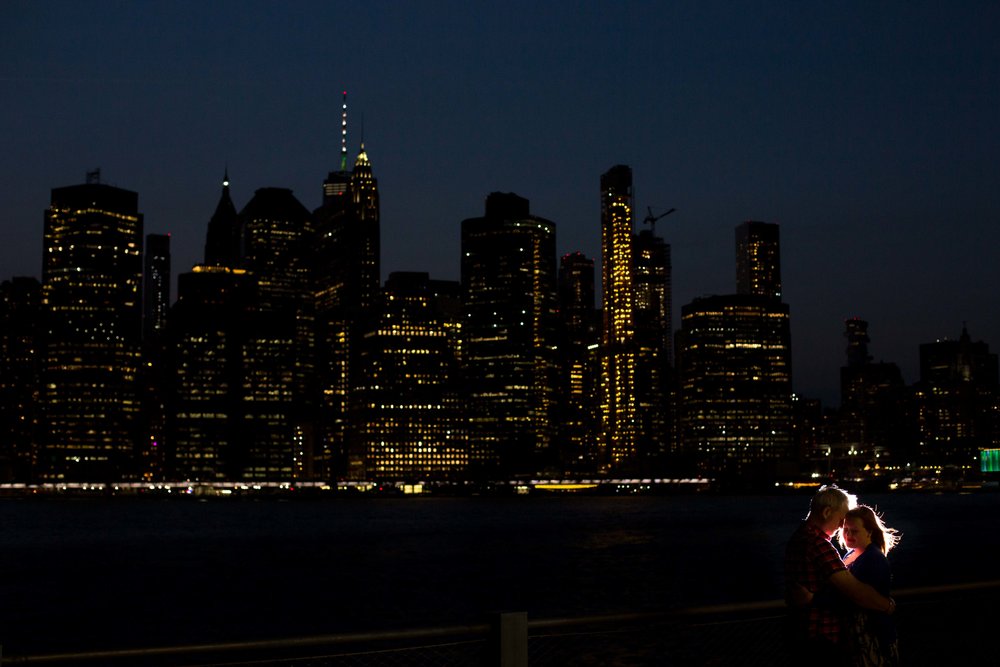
[
  {"x1": 315, "y1": 91, "x2": 381, "y2": 323},
  {"x1": 322, "y1": 92, "x2": 351, "y2": 202},
  {"x1": 313, "y1": 91, "x2": 382, "y2": 479}
]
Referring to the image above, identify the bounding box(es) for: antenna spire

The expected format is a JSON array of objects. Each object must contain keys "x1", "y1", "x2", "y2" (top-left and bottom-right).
[{"x1": 340, "y1": 90, "x2": 348, "y2": 172}]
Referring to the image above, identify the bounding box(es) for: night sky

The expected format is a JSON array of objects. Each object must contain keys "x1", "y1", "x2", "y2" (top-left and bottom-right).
[{"x1": 3, "y1": 1, "x2": 998, "y2": 406}]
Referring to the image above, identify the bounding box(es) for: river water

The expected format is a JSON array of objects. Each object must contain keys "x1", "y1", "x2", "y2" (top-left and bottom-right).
[{"x1": 1, "y1": 492, "x2": 997, "y2": 654}]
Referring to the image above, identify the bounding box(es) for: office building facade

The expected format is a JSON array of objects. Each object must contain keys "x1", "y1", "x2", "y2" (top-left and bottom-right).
[
  {"x1": 676, "y1": 294, "x2": 793, "y2": 478},
  {"x1": 41, "y1": 180, "x2": 144, "y2": 480},
  {"x1": 237, "y1": 187, "x2": 316, "y2": 480},
  {"x1": 461, "y1": 192, "x2": 558, "y2": 475},
  {"x1": 354, "y1": 272, "x2": 468, "y2": 479}
]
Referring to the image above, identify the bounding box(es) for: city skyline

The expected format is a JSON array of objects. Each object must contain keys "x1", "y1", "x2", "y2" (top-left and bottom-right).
[{"x1": 3, "y1": 1, "x2": 999, "y2": 406}]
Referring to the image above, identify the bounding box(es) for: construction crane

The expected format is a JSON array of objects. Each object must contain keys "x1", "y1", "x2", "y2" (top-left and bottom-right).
[{"x1": 643, "y1": 206, "x2": 676, "y2": 235}]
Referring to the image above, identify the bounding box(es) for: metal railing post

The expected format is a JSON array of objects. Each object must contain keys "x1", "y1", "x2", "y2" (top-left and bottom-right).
[{"x1": 496, "y1": 611, "x2": 528, "y2": 667}]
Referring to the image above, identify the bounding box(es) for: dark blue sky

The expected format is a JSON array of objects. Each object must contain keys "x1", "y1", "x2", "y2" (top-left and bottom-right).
[{"x1": 3, "y1": 1, "x2": 998, "y2": 405}]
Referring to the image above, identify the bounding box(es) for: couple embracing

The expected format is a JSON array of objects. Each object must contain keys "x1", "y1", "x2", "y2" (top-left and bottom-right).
[{"x1": 785, "y1": 485, "x2": 901, "y2": 667}]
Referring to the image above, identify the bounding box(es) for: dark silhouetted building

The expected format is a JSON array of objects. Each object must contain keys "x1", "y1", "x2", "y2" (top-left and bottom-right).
[
  {"x1": 461, "y1": 192, "x2": 558, "y2": 475},
  {"x1": 139, "y1": 232, "x2": 171, "y2": 479},
  {"x1": 143, "y1": 233, "x2": 171, "y2": 341},
  {"x1": 203, "y1": 170, "x2": 241, "y2": 269},
  {"x1": 914, "y1": 326, "x2": 999, "y2": 467},
  {"x1": 840, "y1": 319, "x2": 908, "y2": 457},
  {"x1": 816, "y1": 318, "x2": 910, "y2": 477},
  {"x1": 166, "y1": 265, "x2": 254, "y2": 480},
  {"x1": 557, "y1": 252, "x2": 600, "y2": 470},
  {"x1": 600, "y1": 165, "x2": 638, "y2": 468},
  {"x1": 736, "y1": 221, "x2": 781, "y2": 299},
  {"x1": 633, "y1": 227, "x2": 673, "y2": 471},
  {"x1": 354, "y1": 272, "x2": 468, "y2": 479},
  {"x1": 0, "y1": 277, "x2": 43, "y2": 480},
  {"x1": 41, "y1": 179, "x2": 144, "y2": 480}
]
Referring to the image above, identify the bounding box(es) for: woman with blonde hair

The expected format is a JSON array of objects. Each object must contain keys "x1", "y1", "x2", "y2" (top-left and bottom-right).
[{"x1": 840, "y1": 505, "x2": 901, "y2": 666}]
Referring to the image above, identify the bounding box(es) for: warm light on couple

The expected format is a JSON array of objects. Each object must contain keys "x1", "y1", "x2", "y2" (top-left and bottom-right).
[{"x1": 785, "y1": 484, "x2": 901, "y2": 667}]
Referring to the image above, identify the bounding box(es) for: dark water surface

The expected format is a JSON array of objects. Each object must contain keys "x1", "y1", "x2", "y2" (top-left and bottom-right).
[{"x1": 1, "y1": 492, "x2": 997, "y2": 653}]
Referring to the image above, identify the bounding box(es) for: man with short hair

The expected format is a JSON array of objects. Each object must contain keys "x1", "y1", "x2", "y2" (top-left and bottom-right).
[{"x1": 785, "y1": 485, "x2": 895, "y2": 666}]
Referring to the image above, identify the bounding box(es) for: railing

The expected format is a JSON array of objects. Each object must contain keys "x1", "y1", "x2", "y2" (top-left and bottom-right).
[{"x1": 3, "y1": 580, "x2": 998, "y2": 666}]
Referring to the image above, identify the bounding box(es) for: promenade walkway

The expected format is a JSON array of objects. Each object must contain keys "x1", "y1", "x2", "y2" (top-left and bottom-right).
[{"x1": 3, "y1": 580, "x2": 996, "y2": 666}]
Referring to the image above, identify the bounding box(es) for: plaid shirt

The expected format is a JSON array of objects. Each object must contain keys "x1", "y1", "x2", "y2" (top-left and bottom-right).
[{"x1": 785, "y1": 520, "x2": 847, "y2": 644}]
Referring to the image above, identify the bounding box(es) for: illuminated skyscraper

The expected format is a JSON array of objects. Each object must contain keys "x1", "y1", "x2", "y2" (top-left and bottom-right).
[
  {"x1": 675, "y1": 294, "x2": 793, "y2": 478},
  {"x1": 355, "y1": 272, "x2": 467, "y2": 479},
  {"x1": 242, "y1": 187, "x2": 314, "y2": 314},
  {"x1": 313, "y1": 137, "x2": 382, "y2": 480},
  {"x1": 600, "y1": 165, "x2": 637, "y2": 467},
  {"x1": 676, "y1": 221, "x2": 793, "y2": 480},
  {"x1": 348, "y1": 144, "x2": 381, "y2": 321},
  {"x1": 736, "y1": 221, "x2": 781, "y2": 298},
  {"x1": 238, "y1": 187, "x2": 315, "y2": 480},
  {"x1": 314, "y1": 143, "x2": 382, "y2": 323},
  {"x1": 633, "y1": 229, "x2": 672, "y2": 361},
  {"x1": 41, "y1": 177, "x2": 143, "y2": 480},
  {"x1": 461, "y1": 193, "x2": 558, "y2": 475},
  {"x1": 314, "y1": 94, "x2": 380, "y2": 329}
]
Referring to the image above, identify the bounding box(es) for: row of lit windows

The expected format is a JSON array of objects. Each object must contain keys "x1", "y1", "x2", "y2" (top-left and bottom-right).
[{"x1": 50, "y1": 207, "x2": 139, "y2": 222}]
